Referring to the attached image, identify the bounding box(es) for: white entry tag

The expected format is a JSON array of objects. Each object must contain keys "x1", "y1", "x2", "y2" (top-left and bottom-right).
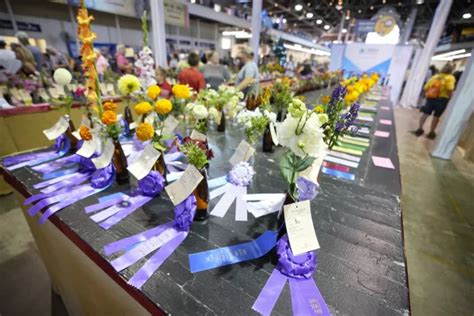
[
  {"x1": 145, "y1": 112, "x2": 156, "y2": 125},
  {"x1": 190, "y1": 129, "x2": 207, "y2": 142},
  {"x1": 229, "y1": 140, "x2": 255, "y2": 166},
  {"x1": 165, "y1": 164, "x2": 203, "y2": 205},
  {"x1": 284, "y1": 200, "x2": 320, "y2": 256},
  {"x1": 162, "y1": 115, "x2": 179, "y2": 135},
  {"x1": 92, "y1": 139, "x2": 114, "y2": 169},
  {"x1": 270, "y1": 122, "x2": 279, "y2": 146},
  {"x1": 129, "y1": 122, "x2": 137, "y2": 130},
  {"x1": 43, "y1": 116, "x2": 69, "y2": 140},
  {"x1": 76, "y1": 138, "x2": 98, "y2": 158},
  {"x1": 127, "y1": 144, "x2": 161, "y2": 180}
]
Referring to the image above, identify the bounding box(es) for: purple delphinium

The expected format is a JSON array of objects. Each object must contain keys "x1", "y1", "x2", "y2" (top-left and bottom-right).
[{"x1": 327, "y1": 85, "x2": 347, "y2": 117}]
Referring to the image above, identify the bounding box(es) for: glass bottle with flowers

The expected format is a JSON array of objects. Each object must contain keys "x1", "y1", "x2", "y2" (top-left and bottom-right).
[
  {"x1": 275, "y1": 97, "x2": 328, "y2": 236},
  {"x1": 184, "y1": 101, "x2": 210, "y2": 134},
  {"x1": 179, "y1": 139, "x2": 214, "y2": 221},
  {"x1": 237, "y1": 105, "x2": 277, "y2": 154},
  {"x1": 117, "y1": 74, "x2": 141, "y2": 135},
  {"x1": 271, "y1": 77, "x2": 294, "y2": 121}
]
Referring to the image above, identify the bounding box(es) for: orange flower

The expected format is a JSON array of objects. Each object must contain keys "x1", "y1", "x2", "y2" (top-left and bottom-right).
[
  {"x1": 101, "y1": 110, "x2": 117, "y2": 125},
  {"x1": 79, "y1": 125, "x2": 92, "y2": 141},
  {"x1": 103, "y1": 101, "x2": 117, "y2": 111}
]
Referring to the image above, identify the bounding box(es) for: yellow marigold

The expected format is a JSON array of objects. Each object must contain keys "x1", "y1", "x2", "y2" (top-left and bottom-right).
[
  {"x1": 79, "y1": 125, "x2": 92, "y2": 141},
  {"x1": 101, "y1": 110, "x2": 117, "y2": 125},
  {"x1": 345, "y1": 90, "x2": 359, "y2": 104},
  {"x1": 147, "y1": 85, "x2": 161, "y2": 100},
  {"x1": 136, "y1": 122, "x2": 154, "y2": 142},
  {"x1": 103, "y1": 101, "x2": 117, "y2": 111},
  {"x1": 172, "y1": 84, "x2": 191, "y2": 99},
  {"x1": 118, "y1": 74, "x2": 141, "y2": 96},
  {"x1": 134, "y1": 102, "x2": 153, "y2": 115},
  {"x1": 155, "y1": 99, "x2": 173, "y2": 115},
  {"x1": 321, "y1": 95, "x2": 331, "y2": 105},
  {"x1": 314, "y1": 105, "x2": 324, "y2": 113}
]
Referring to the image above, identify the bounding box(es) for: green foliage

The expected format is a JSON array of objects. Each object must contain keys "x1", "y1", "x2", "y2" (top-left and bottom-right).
[
  {"x1": 245, "y1": 115, "x2": 269, "y2": 145},
  {"x1": 195, "y1": 119, "x2": 208, "y2": 134},
  {"x1": 106, "y1": 123, "x2": 121, "y2": 141},
  {"x1": 141, "y1": 11, "x2": 149, "y2": 47},
  {"x1": 180, "y1": 142, "x2": 208, "y2": 170},
  {"x1": 280, "y1": 151, "x2": 315, "y2": 198}
]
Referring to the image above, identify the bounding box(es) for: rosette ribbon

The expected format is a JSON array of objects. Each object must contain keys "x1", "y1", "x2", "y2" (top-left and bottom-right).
[
  {"x1": 3, "y1": 134, "x2": 70, "y2": 171},
  {"x1": 25, "y1": 162, "x2": 114, "y2": 224},
  {"x1": 85, "y1": 171, "x2": 165, "y2": 230},
  {"x1": 208, "y1": 162, "x2": 255, "y2": 221},
  {"x1": 252, "y1": 235, "x2": 330, "y2": 316},
  {"x1": 103, "y1": 194, "x2": 196, "y2": 289},
  {"x1": 208, "y1": 162, "x2": 285, "y2": 220}
]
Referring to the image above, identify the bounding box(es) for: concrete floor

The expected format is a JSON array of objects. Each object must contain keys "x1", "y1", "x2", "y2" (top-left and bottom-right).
[{"x1": 0, "y1": 106, "x2": 473, "y2": 315}]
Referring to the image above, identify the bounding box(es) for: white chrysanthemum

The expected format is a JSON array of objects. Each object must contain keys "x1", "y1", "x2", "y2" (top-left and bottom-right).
[
  {"x1": 208, "y1": 107, "x2": 219, "y2": 120},
  {"x1": 276, "y1": 112, "x2": 327, "y2": 158},
  {"x1": 192, "y1": 104, "x2": 208, "y2": 120},
  {"x1": 53, "y1": 68, "x2": 72, "y2": 86}
]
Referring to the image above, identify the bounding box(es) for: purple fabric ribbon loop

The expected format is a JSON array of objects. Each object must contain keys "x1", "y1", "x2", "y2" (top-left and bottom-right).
[
  {"x1": 296, "y1": 176, "x2": 320, "y2": 202},
  {"x1": 91, "y1": 164, "x2": 114, "y2": 189},
  {"x1": 138, "y1": 171, "x2": 165, "y2": 197},
  {"x1": 175, "y1": 194, "x2": 196, "y2": 231},
  {"x1": 252, "y1": 234, "x2": 330, "y2": 316},
  {"x1": 32, "y1": 154, "x2": 80, "y2": 174},
  {"x1": 78, "y1": 156, "x2": 97, "y2": 174},
  {"x1": 277, "y1": 235, "x2": 316, "y2": 280}
]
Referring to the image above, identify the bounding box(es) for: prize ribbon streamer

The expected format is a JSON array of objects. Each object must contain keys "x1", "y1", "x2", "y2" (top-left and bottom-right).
[
  {"x1": 103, "y1": 194, "x2": 197, "y2": 289},
  {"x1": 85, "y1": 171, "x2": 165, "y2": 230}
]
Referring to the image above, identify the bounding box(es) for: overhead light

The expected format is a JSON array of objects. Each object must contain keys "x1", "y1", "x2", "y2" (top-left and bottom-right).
[
  {"x1": 398, "y1": 2, "x2": 402, "y2": 5},
  {"x1": 324, "y1": 25, "x2": 330, "y2": 30},
  {"x1": 222, "y1": 30, "x2": 252, "y2": 38},
  {"x1": 190, "y1": 0, "x2": 196, "y2": 3},
  {"x1": 235, "y1": 32, "x2": 252, "y2": 39},
  {"x1": 342, "y1": 28, "x2": 347, "y2": 33},
  {"x1": 283, "y1": 18, "x2": 287, "y2": 23},
  {"x1": 432, "y1": 52, "x2": 471, "y2": 61},
  {"x1": 370, "y1": 5, "x2": 374, "y2": 10},
  {"x1": 283, "y1": 43, "x2": 331, "y2": 56},
  {"x1": 358, "y1": 9, "x2": 362, "y2": 13},
  {"x1": 294, "y1": 23, "x2": 297, "y2": 26},
  {"x1": 463, "y1": 13, "x2": 472, "y2": 19},
  {"x1": 431, "y1": 49, "x2": 467, "y2": 60},
  {"x1": 316, "y1": 19, "x2": 322, "y2": 24},
  {"x1": 214, "y1": 4, "x2": 221, "y2": 12},
  {"x1": 416, "y1": 0, "x2": 424, "y2": 4},
  {"x1": 295, "y1": 4, "x2": 303, "y2": 11},
  {"x1": 306, "y1": 12, "x2": 314, "y2": 18},
  {"x1": 274, "y1": 3, "x2": 278, "y2": 7},
  {"x1": 382, "y1": 0, "x2": 386, "y2": 3}
]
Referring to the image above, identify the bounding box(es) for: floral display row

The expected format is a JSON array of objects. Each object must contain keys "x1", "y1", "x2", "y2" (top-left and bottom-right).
[{"x1": 1, "y1": 2, "x2": 380, "y2": 315}]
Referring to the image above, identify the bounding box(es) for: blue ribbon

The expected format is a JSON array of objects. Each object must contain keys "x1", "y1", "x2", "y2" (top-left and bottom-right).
[
  {"x1": 42, "y1": 166, "x2": 80, "y2": 180},
  {"x1": 321, "y1": 166, "x2": 355, "y2": 181},
  {"x1": 189, "y1": 230, "x2": 278, "y2": 273}
]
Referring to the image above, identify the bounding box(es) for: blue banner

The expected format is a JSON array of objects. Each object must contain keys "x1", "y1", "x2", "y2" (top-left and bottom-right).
[{"x1": 189, "y1": 230, "x2": 278, "y2": 273}]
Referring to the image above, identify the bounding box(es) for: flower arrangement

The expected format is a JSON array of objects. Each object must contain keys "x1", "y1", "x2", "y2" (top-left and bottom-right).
[
  {"x1": 179, "y1": 139, "x2": 213, "y2": 170},
  {"x1": 237, "y1": 107, "x2": 276, "y2": 145},
  {"x1": 134, "y1": 11, "x2": 156, "y2": 89},
  {"x1": 319, "y1": 85, "x2": 361, "y2": 149},
  {"x1": 275, "y1": 98, "x2": 328, "y2": 200},
  {"x1": 271, "y1": 77, "x2": 294, "y2": 114},
  {"x1": 184, "y1": 101, "x2": 209, "y2": 133},
  {"x1": 170, "y1": 84, "x2": 192, "y2": 115}
]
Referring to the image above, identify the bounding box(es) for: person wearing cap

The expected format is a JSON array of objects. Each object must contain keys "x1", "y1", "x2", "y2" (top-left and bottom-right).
[
  {"x1": 235, "y1": 48, "x2": 259, "y2": 97},
  {"x1": 16, "y1": 31, "x2": 43, "y2": 71}
]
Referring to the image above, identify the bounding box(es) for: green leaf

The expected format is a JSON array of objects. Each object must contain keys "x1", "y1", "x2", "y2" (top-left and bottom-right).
[
  {"x1": 153, "y1": 142, "x2": 165, "y2": 151},
  {"x1": 295, "y1": 156, "x2": 316, "y2": 172}
]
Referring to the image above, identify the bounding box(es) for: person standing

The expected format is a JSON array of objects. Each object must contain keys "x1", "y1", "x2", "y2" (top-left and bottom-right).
[
  {"x1": 235, "y1": 48, "x2": 259, "y2": 97},
  {"x1": 95, "y1": 49, "x2": 109, "y2": 81},
  {"x1": 201, "y1": 51, "x2": 230, "y2": 90},
  {"x1": 115, "y1": 44, "x2": 132, "y2": 74},
  {"x1": 412, "y1": 63, "x2": 456, "y2": 139},
  {"x1": 155, "y1": 67, "x2": 172, "y2": 98},
  {"x1": 284, "y1": 55, "x2": 296, "y2": 77},
  {"x1": 16, "y1": 31, "x2": 43, "y2": 71},
  {"x1": 178, "y1": 52, "x2": 205, "y2": 92}
]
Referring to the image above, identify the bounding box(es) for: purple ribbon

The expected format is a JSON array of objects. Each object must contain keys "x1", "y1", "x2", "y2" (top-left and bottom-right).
[
  {"x1": 296, "y1": 176, "x2": 320, "y2": 201},
  {"x1": 32, "y1": 154, "x2": 81, "y2": 174},
  {"x1": 103, "y1": 194, "x2": 196, "y2": 289},
  {"x1": 26, "y1": 164, "x2": 115, "y2": 224},
  {"x1": 252, "y1": 235, "x2": 330, "y2": 316},
  {"x1": 85, "y1": 171, "x2": 164, "y2": 230}
]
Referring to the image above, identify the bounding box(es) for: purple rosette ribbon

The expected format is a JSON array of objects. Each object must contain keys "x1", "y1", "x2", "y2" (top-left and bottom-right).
[
  {"x1": 103, "y1": 194, "x2": 197, "y2": 289},
  {"x1": 3, "y1": 134, "x2": 71, "y2": 171},
  {"x1": 25, "y1": 163, "x2": 114, "y2": 224},
  {"x1": 209, "y1": 162, "x2": 255, "y2": 221},
  {"x1": 85, "y1": 171, "x2": 165, "y2": 230},
  {"x1": 296, "y1": 176, "x2": 320, "y2": 201},
  {"x1": 252, "y1": 235, "x2": 331, "y2": 316}
]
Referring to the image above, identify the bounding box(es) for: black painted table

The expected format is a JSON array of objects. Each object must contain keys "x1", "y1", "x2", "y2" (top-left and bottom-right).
[{"x1": 1, "y1": 93, "x2": 409, "y2": 315}]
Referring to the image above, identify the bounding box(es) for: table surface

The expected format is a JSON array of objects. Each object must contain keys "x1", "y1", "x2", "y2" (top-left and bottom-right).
[{"x1": 1, "y1": 95, "x2": 409, "y2": 315}]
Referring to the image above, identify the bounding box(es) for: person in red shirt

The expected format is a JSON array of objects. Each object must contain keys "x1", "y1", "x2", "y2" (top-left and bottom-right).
[
  {"x1": 178, "y1": 52, "x2": 205, "y2": 92},
  {"x1": 155, "y1": 67, "x2": 172, "y2": 98}
]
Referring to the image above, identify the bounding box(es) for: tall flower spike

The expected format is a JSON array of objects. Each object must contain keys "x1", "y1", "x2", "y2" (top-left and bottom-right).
[{"x1": 76, "y1": 2, "x2": 102, "y2": 114}]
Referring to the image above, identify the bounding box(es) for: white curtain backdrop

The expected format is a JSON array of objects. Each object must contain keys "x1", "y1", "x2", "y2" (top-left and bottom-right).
[
  {"x1": 432, "y1": 54, "x2": 474, "y2": 159},
  {"x1": 398, "y1": 0, "x2": 453, "y2": 108}
]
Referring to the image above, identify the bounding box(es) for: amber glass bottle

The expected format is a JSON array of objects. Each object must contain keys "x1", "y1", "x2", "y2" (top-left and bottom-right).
[
  {"x1": 193, "y1": 168, "x2": 209, "y2": 221},
  {"x1": 64, "y1": 115, "x2": 78, "y2": 151},
  {"x1": 262, "y1": 124, "x2": 273, "y2": 153},
  {"x1": 153, "y1": 151, "x2": 168, "y2": 184},
  {"x1": 123, "y1": 105, "x2": 134, "y2": 137},
  {"x1": 217, "y1": 109, "x2": 225, "y2": 132},
  {"x1": 112, "y1": 138, "x2": 130, "y2": 184}
]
